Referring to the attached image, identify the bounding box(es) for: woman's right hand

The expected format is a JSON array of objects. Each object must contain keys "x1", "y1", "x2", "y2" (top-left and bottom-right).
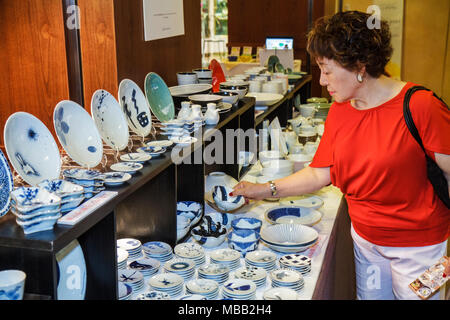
[{"x1": 230, "y1": 181, "x2": 271, "y2": 202}]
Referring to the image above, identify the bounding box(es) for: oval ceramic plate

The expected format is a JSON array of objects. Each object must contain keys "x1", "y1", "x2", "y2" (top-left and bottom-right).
[
  {"x1": 56, "y1": 239, "x2": 87, "y2": 300},
  {"x1": 91, "y1": 89, "x2": 129, "y2": 151},
  {"x1": 4, "y1": 112, "x2": 61, "y2": 186},
  {"x1": 245, "y1": 92, "x2": 284, "y2": 106},
  {"x1": 54, "y1": 101, "x2": 103, "y2": 168},
  {"x1": 0, "y1": 149, "x2": 13, "y2": 217},
  {"x1": 118, "y1": 79, "x2": 152, "y2": 137},
  {"x1": 144, "y1": 72, "x2": 175, "y2": 122},
  {"x1": 110, "y1": 162, "x2": 143, "y2": 174},
  {"x1": 120, "y1": 153, "x2": 151, "y2": 163}
]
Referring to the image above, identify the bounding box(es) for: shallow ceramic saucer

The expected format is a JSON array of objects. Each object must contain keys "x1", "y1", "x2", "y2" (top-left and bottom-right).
[
  {"x1": 209, "y1": 248, "x2": 241, "y2": 262},
  {"x1": 103, "y1": 172, "x2": 131, "y2": 187},
  {"x1": 170, "y1": 136, "x2": 198, "y2": 147},
  {"x1": 110, "y1": 162, "x2": 143, "y2": 174},
  {"x1": 148, "y1": 273, "x2": 184, "y2": 289},
  {"x1": 263, "y1": 287, "x2": 299, "y2": 300},
  {"x1": 174, "y1": 242, "x2": 204, "y2": 259},
  {"x1": 146, "y1": 140, "x2": 174, "y2": 148},
  {"x1": 120, "y1": 152, "x2": 152, "y2": 163}
]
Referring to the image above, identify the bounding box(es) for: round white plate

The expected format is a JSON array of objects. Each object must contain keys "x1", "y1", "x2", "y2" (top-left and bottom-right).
[
  {"x1": 118, "y1": 79, "x2": 152, "y2": 137},
  {"x1": 270, "y1": 269, "x2": 303, "y2": 284},
  {"x1": 4, "y1": 112, "x2": 61, "y2": 186},
  {"x1": 56, "y1": 239, "x2": 87, "y2": 300},
  {"x1": 263, "y1": 287, "x2": 299, "y2": 300},
  {"x1": 91, "y1": 89, "x2": 129, "y2": 151},
  {"x1": 185, "y1": 279, "x2": 219, "y2": 294},
  {"x1": 146, "y1": 140, "x2": 174, "y2": 148},
  {"x1": 142, "y1": 241, "x2": 172, "y2": 256},
  {"x1": 234, "y1": 266, "x2": 267, "y2": 282},
  {"x1": 0, "y1": 149, "x2": 13, "y2": 217},
  {"x1": 197, "y1": 264, "x2": 229, "y2": 276},
  {"x1": 170, "y1": 136, "x2": 198, "y2": 147},
  {"x1": 264, "y1": 205, "x2": 322, "y2": 227},
  {"x1": 54, "y1": 100, "x2": 103, "y2": 168},
  {"x1": 120, "y1": 153, "x2": 151, "y2": 163},
  {"x1": 279, "y1": 254, "x2": 311, "y2": 268},
  {"x1": 117, "y1": 238, "x2": 142, "y2": 251},
  {"x1": 222, "y1": 279, "x2": 257, "y2": 296},
  {"x1": 110, "y1": 162, "x2": 143, "y2": 174},
  {"x1": 169, "y1": 84, "x2": 212, "y2": 97},
  {"x1": 149, "y1": 273, "x2": 184, "y2": 289},
  {"x1": 209, "y1": 249, "x2": 240, "y2": 262},
  {"x1": 245, "y1": 250, "x2": 277, "y2": 264},
  {"x1": 245, "y1": 92, "x2": 284, "y2": 106},
  {"x1": 164, "y1": 258, "x2": 196, "y2": 273},
  {"x1": 174, "y1": 243, "x2": 204, "y2": 259}
]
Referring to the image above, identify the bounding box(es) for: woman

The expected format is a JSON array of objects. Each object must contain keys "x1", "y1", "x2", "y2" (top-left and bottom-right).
[{"x1": 231, "y1": 11, "x2": 450, "y2": 300}]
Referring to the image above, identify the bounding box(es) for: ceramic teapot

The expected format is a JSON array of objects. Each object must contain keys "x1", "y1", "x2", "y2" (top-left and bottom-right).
[
  {"x1": 204, "y1": 103, "x2": 219, "y2": 125},
  {"x1": 178, "y1": 101, "x2": 191, "y2": 121}
]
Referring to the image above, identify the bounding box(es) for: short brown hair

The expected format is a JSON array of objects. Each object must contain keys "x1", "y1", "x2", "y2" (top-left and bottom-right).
[{"x1": 307, "y1": 11, "x2": 393, "y2": 78}]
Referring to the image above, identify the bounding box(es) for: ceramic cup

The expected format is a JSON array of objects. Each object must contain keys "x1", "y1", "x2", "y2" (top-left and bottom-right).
[
  {"x1": 0, "y1": 270, "x2": 26, "y2": 300},
  {"x1": 177, "y1": 72, "x2": 198, "y2": 85},
  {"x1": 193, "y1": 68, "x2": 212, "y2": 79}
]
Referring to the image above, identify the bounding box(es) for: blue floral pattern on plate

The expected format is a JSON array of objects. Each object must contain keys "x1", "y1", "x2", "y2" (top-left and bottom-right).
[{"x1": 0, "y1": 149, "x2": 13, "y2": 218}]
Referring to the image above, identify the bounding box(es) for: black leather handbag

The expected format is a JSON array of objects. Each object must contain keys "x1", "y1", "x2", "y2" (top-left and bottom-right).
[{"x1": 403, "y1": 86, "x2": 450, "y2": 209}]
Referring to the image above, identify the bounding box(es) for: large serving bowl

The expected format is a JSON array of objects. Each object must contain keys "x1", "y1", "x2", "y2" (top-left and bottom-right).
[
  {"x1": 191, "y1": 224, "x2": 227, "y2": 248},
  {"x1": 144, "y1": 72, "x2": 175, "y2": 122},
  {"x1": 91, "y1": 89, "x2": 129, "y2": 151},
  {"x1": 54, "y1": 100, "x2": 103, "y2": 168},
  {"x1": 227, "y1": 229, "x2": 260, "y2": 255},
  {"x1": 4, "y1": 112, "x2": 61, "y2": 186},
  {"x1": 214, "y1": 91, "x2": 239, "y2": 105},
  {"x1": 169, "y1": 84, "x2": 212, "y2": 109},
  {"x1": 212, "y1": 185, "x2": 245, "y2": 212},
  {"x1": 219, "y1": 85, "x2": 248, "y2": 100},
  {"x1": 0, "y1": 270, "x2": 26, "y2": 300},
  {"x1": 231, "y1": 217, "x2": 262, "y2": 234},
  {"x1": 264, "y1": 206, "x2": 322, "y2": 226},
  {"x1": 260, "y1": 224, "x2": 319, "y2": 253}
]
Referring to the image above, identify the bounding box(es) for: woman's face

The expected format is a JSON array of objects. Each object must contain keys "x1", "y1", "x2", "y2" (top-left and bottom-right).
[{"x1": 316, "y1": 57, "x2": 361, "y2": 103}]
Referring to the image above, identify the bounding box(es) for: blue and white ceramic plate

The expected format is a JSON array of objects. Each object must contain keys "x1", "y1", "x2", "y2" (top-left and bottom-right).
[
  {"x1": 10, "y1": 187, "x2": 61, "y2": 212},
  {"x1": 110, "y1": 162, "x2": 143, "y2": 174},
  {"x1": 55, "y1": 239, "x2": 87, "y2": 300},
  {"x1": 103, "y1": 172, "x2": 132, "y2": 186},
  {"x1": 118, "y1": 79, "x2": 152, "y2": 137},
  {"x1": 4, "y1": 112, "x2": 61, "y2": 186},
  {"x1": 146, "y1": 140, "x2": 174, "y2": 148},
  {"x1": 142, "y1": 241, "x2": 172, "y2": 256},
  {"x1": 91, "y1": 89, "x2": 129, "y2": 151},
  {"x1": 119, "y1": 153, "x2": 151, "y2": 163},
  {"x1": 280, "y1": 195, "x2": 324, "y2": 210},
  {"x1": 38, "y1": 179, "x2": 84, "y2": 198},
  {"x1": 264, "y1": 206, "x2": 322, "y2": 227},
  {"x1": 0, "y1": 149, "x2": 13, "y2": 218},
  {"x1": 53, "y1": 100, "x2": 103, "y2": 168}
]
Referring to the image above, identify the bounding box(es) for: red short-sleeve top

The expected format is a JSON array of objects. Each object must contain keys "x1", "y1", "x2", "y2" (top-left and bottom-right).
[{"x1": 310, "y1": 82, "x2": 450, "y2": 247}]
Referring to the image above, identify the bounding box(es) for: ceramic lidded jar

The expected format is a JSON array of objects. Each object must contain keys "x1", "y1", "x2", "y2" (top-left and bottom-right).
[
  {"x1": 204, "y1": 103, "x2": 219, "y2": 125},
  {"x1": 178, "y1": 101, "x2": 191, "y2": 121}
]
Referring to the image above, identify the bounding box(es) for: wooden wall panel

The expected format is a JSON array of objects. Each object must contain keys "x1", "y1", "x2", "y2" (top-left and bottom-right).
[
  {"x1": 113, "y1": 0, "x2": 202, "y2": 89},
  {"x1": 0, "y1": 0, "x2": 70, "y2": 146},
  {"x1": 78, "y1": 0, "x2": 118, "y2": 109}
]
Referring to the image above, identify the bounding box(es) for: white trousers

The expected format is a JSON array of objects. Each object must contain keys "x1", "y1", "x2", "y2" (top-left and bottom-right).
[{"x1": 351, "y1": 224, "x2": 447, "y2": 300}]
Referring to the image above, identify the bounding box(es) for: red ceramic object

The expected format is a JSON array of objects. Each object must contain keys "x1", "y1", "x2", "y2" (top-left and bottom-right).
[{"x1": 208, "y1": 59, "x2": 226, "y2": 93}]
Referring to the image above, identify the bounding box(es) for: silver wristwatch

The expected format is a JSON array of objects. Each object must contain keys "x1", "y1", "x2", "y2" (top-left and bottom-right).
[{"x1": 268, "y1": 180, "x2": 278, "y2": 197}]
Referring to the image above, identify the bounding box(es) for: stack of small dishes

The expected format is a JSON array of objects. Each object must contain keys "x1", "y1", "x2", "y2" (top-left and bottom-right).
[
  {"x1": 148, "y1": 273, "x2": 184, "y2": 298},
  {"x1": 110, "y1": 161, "x2": 143, "y2": 175},
  {"x1": 222, "y1": 279, "x2": 257, "y2": 300},
  {"x1": 129, "y1": 257, "x2": 161, "y2": 277},
  {"x1": 245, "y1": 250, "x2": 277, "y2": 272},
  {"x1": 164, "y1": 258, "x2": 196, "y2": 281},
  {"x1": 117, "y1": 238, "x2": 143, "y2": 261},
  {"x1": 103, "y1": 171, "x2": 132, "y2": 187},
  {"x1": 234, "y1": 266, "x2": 267, "y2": 288},
  {"x1": 118, "y1": 269, "x2": 145, "y2": 293},
  {"x1": 279, "y1": 254, "x2": 312, "y2": 275},
  {"x1": 209, "y1": 248, "x2": 241, "y2": 271},
  {"x1": 119, "y1": 152, "x2": 151, "y2": 164},
  {"x1": 260, "y1": 224, "x2": 319, "y2": 253},
  {"x1": 136, "y1": 145, "x2": 167, "y2": 158},
  {"x1": 142, "y1": 241, "x2": 173, "y2": 262},
  {"x1": 197, "y1": 264, "x2": 230, "y2": 285},
  {"x1": 10, "y1": 187, "x2": 62, "y2": 234},
  {"x1": 135, "y1": 291, "x2": 171, "y2": 300},
  {"x1": 118, "y1": 282, "x2": 133, "y2": 300},
  {"x1": 117, "y1": 248, "x2": 129, "y2": 270},
  {"x1": 269, "y1": 268, "x2": 304, "y2": 292},
  {"x1": 38, "y1": 179, "x2": 84, "y2": 214},
  {"x1": 174, "y1": 243, "x2": 205, "y2": 267},
  {"x1": 62, "y1": 168, "x2": 105, "y2": 199},
  {"x1": 263, "y1": 287, "x2": 299, "y2": 300},
  {"x1": 185, "y1": 279, "x2": 220, "y2": 300},
  {"x1": 159, "y1": 125, "x2": 189, "y2": 139}
]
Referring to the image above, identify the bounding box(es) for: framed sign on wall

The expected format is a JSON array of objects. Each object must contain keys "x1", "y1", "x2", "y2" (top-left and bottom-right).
[{"x1": 143, "y1": 0, "x2": 185, "y2": 41}]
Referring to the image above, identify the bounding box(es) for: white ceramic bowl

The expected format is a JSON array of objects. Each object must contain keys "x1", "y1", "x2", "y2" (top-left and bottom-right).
[
  {"x1": 214, "y1": 91, "x2": 239, "y2": 105},
  {"x1": 177, "y1": 72, "x2": 198, "y2": 85},
  {"x1": 191, "y1": 225, "x2": 227, "y2": 248},
  {"x1": 54, "y1": 100, "x2": 103, "y2": 168},
  {"x1": 4, "y1": 112, "x2": 61, "y2": 186},
  {"x1": 91, "y1": 89, "x2": 129, "y2": 151},
  {"x1": 192, "y1": 68, "x2": 212, "y2": 79},
  {"x1": 258, "y1": 150, "x2": 284, "y2": 163},
  {"x1": 287, "y1": 154, "x2": 313, "y2": 172},
  {"x1": 0, "y1": 270, "x2": 26, "y2": 300},
  {"x1": 212, "y1": 185, "x2": 245, "y2": 212},
  {"x1": 205, "y1": 172, "x2": 238, "y2": 194},
  {"x1": 227, "y1": 229, "x2": 260, "y2": 255},
  {"x1": 260, "y1": 224, "x2": 318, "y2": 247},
  {"x1": 188, "y1": 94, "x2": 223, "y2": 107},
  {"x1": 264, "y1": 206, "x2": 322, "y2": 226},
  {"x1": 231, "y1": 217, "x2": 262, "y2": 234}
]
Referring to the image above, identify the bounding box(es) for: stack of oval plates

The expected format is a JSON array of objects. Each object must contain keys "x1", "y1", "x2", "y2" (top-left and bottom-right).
[
  {"x1": 103, "y1": 172, "x2": 132, "y2": 187},
  {"x1": 117, "y1": 238, "x2": 143, "y2": 261},
  {"x1": 263, "y1": 287, "x2": 299, "y2": 300},
  {"x1": 209, "y1": 248, "x2": 241, "y2": 271},
  {"x1": 174, "y1": 243, "x2": 205, "y2": 267},
  {"x1": 222, "y1": 279, "x2": 257, "y2": 300},
  {"x1": 62, "y1": 168, "x2": 105, "y2": 199},
  {"x1": 164, "y1": 258, "x2": 196, "y2": 281},
  {"x1": 118, "y1": 269, "x2": 144, "y2": 293},
  {"x1": 38, "y1": 179, "x2": 85, "y2": 214},
  {"x1": 135, "y1": 291, "x2": 171, "y2": 300},
  {"x1": 118, "y1": 282, "x2": 133, "y2": 300},
  {"x1": 197, "y1": 264, "x2": 230, "y2": 285},
  {"x1": 279, "y1": 254, "x2": 312, "y2": 275},
  {"x1": 269, "y1": 268, "x2": 304, "y2": 292},
  {"x1": 148, "y1": 273, "x2": 184, "y2": 298},
  {"x1": 129, "y1": 257, "x2": 160, "y2": 277},
  {"x1": 245, "y1": 250, "x2": 277, "y2": 272},
  {"x1": 117, "y1": 248, "x2": 129, "y2": 270},
  {"x1": 234, "y1": 266, "x2": 267, "y2": 288},
  {"x1": 142, "y1": 241, "x2": 173, "y2": 262},
  {"x1": 185, "y1": 279, "x2": 220, "y2": 300}
]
